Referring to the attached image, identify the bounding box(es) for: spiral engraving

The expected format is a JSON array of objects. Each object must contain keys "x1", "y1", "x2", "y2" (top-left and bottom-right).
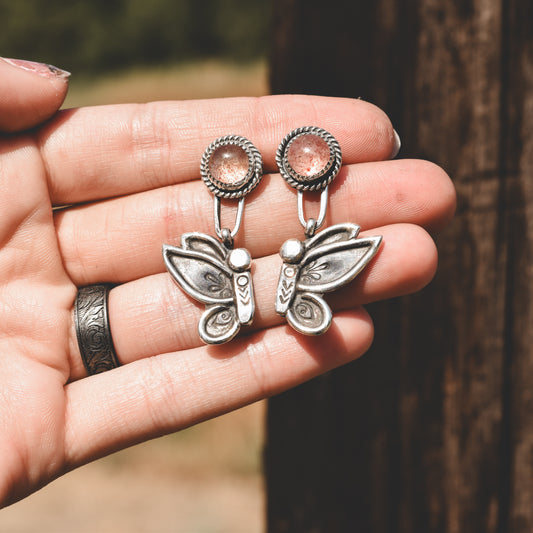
[
  {"x1": 206, "y1": 307, "x2": 237, "y2": 337},
  {"x1": 295, "y1": 300, "x2": 324, "y2": 327},
  {"x1": 74, "y1": 284, "x2": 119, "y2": 375}
]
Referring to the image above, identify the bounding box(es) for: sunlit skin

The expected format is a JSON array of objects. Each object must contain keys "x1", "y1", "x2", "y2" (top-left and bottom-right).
[{"x1": 0, "y1": 57, "x2": 455, "y2": 507}]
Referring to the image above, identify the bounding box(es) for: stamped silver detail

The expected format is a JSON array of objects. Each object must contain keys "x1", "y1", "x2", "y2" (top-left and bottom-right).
[
  {"x1": 276, "y1": 126, "x2": 342, "y2": 192},
  {"x1": 163, "y1": 233, "x2": 256, "y2": 344},
  {"x1": 275, "y1": 223, "x2": 382, "y2": 335},
  {"x1": 74, "y1": 284, "x2": 119, "y2": 374},
  {"x1": 201, "y1": 135, "x2": 263, "y2": 199}
]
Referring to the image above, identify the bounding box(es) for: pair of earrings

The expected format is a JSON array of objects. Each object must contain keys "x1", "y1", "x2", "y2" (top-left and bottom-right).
[{"x1": 163, "y1": 127, "x2": 382, "y2": 344}]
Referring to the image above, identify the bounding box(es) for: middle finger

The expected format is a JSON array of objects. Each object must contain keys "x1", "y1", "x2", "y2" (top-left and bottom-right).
[{"x1": 55, "y1": 158, "x2": 453, "y2": 285}]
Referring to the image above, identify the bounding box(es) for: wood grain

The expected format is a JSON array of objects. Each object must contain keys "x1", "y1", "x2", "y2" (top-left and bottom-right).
[{"x1": 266, "y1": 1, "x2": 533, "y2": 531}]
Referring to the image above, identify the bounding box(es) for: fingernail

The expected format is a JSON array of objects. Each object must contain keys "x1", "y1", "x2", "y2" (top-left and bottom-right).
[
  {"x1": 390, "y1": 129, "x2": 401, "y2": 158},
  {"x1": 2, "y1": 58, "x2": 71, "y2": 79}
]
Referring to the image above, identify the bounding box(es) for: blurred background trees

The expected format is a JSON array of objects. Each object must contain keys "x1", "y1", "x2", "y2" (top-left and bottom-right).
[
  {"x1": 0, "y1": 2, "x2": 271, "y2": 531},
  {"x1": 0, "y1": 0, "x2": 269, "y2": 74}
]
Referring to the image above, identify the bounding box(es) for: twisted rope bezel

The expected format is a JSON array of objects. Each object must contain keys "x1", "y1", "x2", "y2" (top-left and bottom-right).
[
  {"x1": 201, "y1": 135, "x2": 263, "y2": 199},
  {"x1": 276, "y1": 126, "x2": 342, "y2": 192}
]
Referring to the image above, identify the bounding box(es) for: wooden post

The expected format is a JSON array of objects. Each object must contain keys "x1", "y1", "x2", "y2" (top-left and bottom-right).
[{"x1": 266, "y1": 1, "x2": 533, "y2": 532}]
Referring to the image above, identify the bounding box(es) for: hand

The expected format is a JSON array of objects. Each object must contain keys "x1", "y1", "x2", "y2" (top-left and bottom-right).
[{"x1": 0, "y1": 59, "x2": 455, "y2": 507}]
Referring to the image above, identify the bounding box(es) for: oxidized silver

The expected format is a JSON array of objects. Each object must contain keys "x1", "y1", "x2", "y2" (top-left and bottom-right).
[
  {"x1": 275, "y1": 127, "x2": 382, "y2": 335},
  {"x1": 276, "y1": 223, "x2": 381, "y2": 335},
  {"x1": 164, "y1": 233, "x2": 254, "y2": 344},
  {"x1": 74, "y1": 284, "x2": 120, "y2": 374},
  {"x1": 163, "y1": 135, "x2": 262, "y2": 344},
  {"x1": 298, "y1": 187, "x2": 329, "y2": 236},
  {"x1": 214, "y1": 195, "x2": 244, "y2": 246}
]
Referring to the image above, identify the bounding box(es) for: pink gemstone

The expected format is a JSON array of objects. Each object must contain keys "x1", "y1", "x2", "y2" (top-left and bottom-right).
[
  {"x1": 287, "y1": 134, "x2": 331, "y2": 178},
  {"x1": 209, "y1": 144, "x2": 249, "y2": 185}
]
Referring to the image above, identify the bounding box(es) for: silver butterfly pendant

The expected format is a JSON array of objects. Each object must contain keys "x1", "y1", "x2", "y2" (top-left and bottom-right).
[
  {"x1": 275, "y1": 223, "x2": 382, "y2": 335},
  {"x1": 163, "y1": 232, "x2": 255, "y2": 344}
]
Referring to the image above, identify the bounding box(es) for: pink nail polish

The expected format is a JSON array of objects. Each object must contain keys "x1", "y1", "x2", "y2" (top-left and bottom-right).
[{"x1": 2, "y1": 58, "x2": 71, "y2": 79}]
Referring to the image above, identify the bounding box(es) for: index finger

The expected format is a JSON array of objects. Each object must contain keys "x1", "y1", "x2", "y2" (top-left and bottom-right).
[
  {"x1": 36, "y1": 95, "x2": 399, "y2": 205},
  {"x1": 0, "y1": 58, "x2": 69, "y2": 133}
]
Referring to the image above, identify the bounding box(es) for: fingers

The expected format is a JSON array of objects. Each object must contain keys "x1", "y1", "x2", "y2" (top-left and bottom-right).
[
  {"x1": 55, "y1": 158, "x2": 454, "y2": 285},
  {"x1": 66, "y1": 223, "x2": 437, "y2": 380},
  {"x1": 64, "y1": 309, "x2": 374, "y2": 467},
  {"x1": 38, "y1": 95, "x2": 398, "y2": 205},
  {"x1": 0, "y1": 58, "x2": 70, "y2": 133}
]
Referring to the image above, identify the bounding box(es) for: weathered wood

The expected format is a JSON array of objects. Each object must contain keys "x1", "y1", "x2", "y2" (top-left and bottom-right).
[
  {"x1": 266, "y1": 1, "x2": 533, "y2": 532},
  {"x1": 503, "y1": 2, "x2": 533, "y2": 530}
]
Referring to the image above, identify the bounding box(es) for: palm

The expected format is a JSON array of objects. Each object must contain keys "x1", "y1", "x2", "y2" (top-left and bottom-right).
[
  {"x1": 0, "y1": 96, "x2": 455, "y2": 507},
  {"x1": 0, "y1": 135, "x2": 75, "y2": 503}
]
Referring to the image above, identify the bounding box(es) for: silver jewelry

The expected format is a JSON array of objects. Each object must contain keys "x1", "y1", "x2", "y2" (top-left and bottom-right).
[
  {"x1": 275, "y1": 126, "x2": 382, "y2": 335},
  {"x1": 163, "y1": 135, "x2": 262, "y2": 344},
  {"x1": 74, "y1": 284, "x2": 120, "y2": 375}
]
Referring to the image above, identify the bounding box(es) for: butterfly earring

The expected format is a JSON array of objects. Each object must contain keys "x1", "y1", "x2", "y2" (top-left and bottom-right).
[
  {"x1": 163, "y1": 135, "x2": 262, "y2": 344},
  {"x1": 275, "y1": 126, "x2": 382, "y2": 335}
]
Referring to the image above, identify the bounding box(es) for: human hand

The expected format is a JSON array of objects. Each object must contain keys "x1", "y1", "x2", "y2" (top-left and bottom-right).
[
  {"x1": 0, "y1": 60, "x2": 455, "y2": 508},
  {"x1": 0, "y1": 57, "x2": 70, "y2": 131}
]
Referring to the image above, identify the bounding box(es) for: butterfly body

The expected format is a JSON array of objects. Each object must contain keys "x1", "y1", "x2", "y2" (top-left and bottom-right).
[
  {"x1": 275, "y1": 223, "x2": 382, "y2": 335},
  {"x1": 163, "y1": 233, "x2": 255, "y2": 344}
]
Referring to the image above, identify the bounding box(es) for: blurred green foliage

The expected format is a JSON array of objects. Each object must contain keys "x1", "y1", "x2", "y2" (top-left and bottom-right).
[{"x1": 0, "y1": 0, "x2": 269, "y2": 73}]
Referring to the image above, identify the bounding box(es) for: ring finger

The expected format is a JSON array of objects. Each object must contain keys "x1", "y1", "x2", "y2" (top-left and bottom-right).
[{"x1": 67, "y1": 222, "x2": 437, "y2": 380}]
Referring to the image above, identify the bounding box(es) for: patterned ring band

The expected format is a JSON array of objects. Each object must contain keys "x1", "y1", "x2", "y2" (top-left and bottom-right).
[{"x1": 74, "y1": 284, "x2": 120, "y2": 375}]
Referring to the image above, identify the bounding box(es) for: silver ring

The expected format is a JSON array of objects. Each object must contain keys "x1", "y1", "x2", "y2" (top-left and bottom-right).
[{"x1": 74, "y1": 284, "x2": 119, "y2": 375}]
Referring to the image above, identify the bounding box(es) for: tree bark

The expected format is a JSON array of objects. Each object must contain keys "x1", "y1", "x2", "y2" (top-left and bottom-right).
[{"x1": 266, "y1": 1, "x2": 533, "y2": 532}]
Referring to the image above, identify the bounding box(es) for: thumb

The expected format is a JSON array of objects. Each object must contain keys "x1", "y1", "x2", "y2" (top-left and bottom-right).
[{"x1": 0, "y1": 57, "x2": 70, "y2": 133}]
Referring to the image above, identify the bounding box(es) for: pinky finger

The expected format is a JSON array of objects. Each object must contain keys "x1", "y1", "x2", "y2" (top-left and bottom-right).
[{"x1": 63, "y1": 309, "x2": 373, "y2": 468}]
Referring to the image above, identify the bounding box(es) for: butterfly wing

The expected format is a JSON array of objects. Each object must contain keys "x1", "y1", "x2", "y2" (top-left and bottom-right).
[
  {"x1": 198, "y1": 304, "x2": 240, "y2": 344},
  {"x1": 297, "y1": 224, "x2": 382, "y2": 294},
  {"x1": 180, "y1": 232, "x2": 228, "y2": 261},
  {"x1": 285, "y1": 223, "x2": 381, "y2": 335},
  {"x1": 286, "y1": 292, "x2": 332, "y2": 335},
  {"x1": 163, "y1": 234, "x2": 242, "y2": 344},
  {"x1": 303, "y1": 221, "x2": 361, "y2": 247},
  {"x1": 163, "y1": 243, "x2": 234, "y2": 305}
]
